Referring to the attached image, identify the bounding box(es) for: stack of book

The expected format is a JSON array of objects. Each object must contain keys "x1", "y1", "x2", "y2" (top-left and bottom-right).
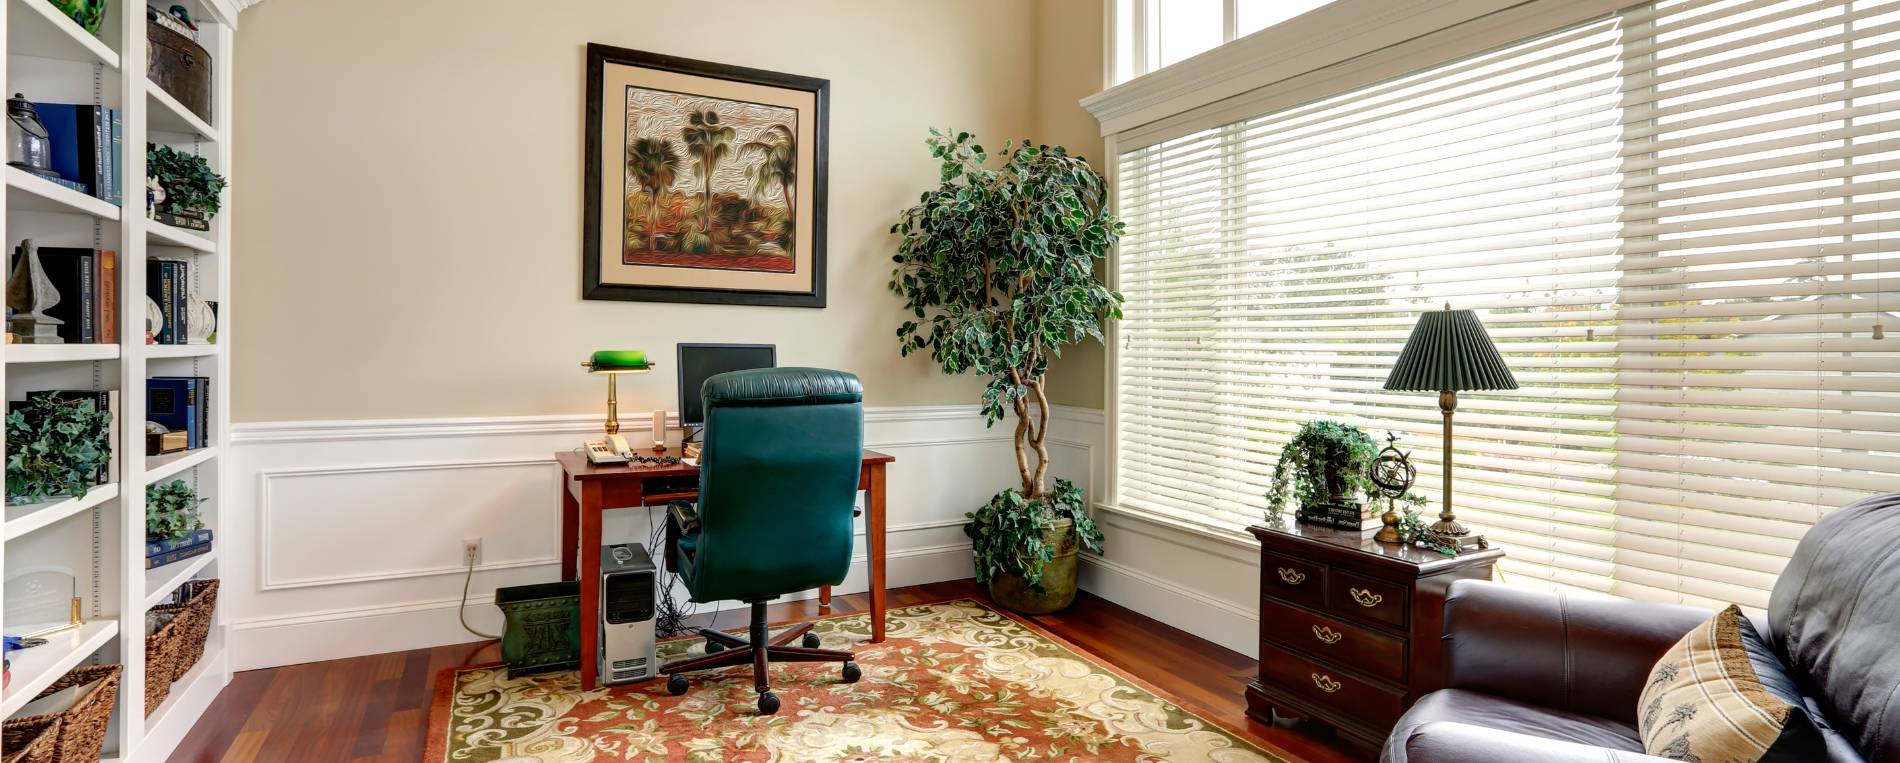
[
  {"x1": 12, "y1": 389, "x2": 120, "y2": 487},
  {"x1": 146, "y1": 259, "x2": 195, "y2": 344},
  {"x1": 35, "y1": 102, "x2": 122, "y2": 205},
  {"x1": 11, "y1": 245, "x2": 119, "y2": 344},
  {"x1": 147, "y1": 377, "x2": 210, "y2": 449},
  {"x1": 1296, "y1": 501, "x2": 1383, "y2": 533},
  {"x1": 146, "y1": 528, "x2": 213, "y2": 569}
]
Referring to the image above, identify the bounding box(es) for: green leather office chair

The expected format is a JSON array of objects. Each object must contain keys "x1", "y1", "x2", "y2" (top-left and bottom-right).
[{"x1": 661, "y1": 367, "x2": 864, "y2": 714}]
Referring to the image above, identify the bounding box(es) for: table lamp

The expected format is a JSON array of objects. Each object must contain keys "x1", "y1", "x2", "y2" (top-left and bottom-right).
[
  {"x1": 1383, "y1": 305, "x2": 1516, "y2": 551},
  {"x1": 581, "y1": 350, "x2": 655, "y2": 455}
]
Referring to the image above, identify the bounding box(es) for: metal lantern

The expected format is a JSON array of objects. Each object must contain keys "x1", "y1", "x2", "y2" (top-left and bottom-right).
[{"x1": 6, "y1": 94, "x2": 59, "y2": 181}]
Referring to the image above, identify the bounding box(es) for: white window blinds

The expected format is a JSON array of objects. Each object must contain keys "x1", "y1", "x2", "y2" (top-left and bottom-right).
[{"x1": 1114, "y1": 0, "x2": 1900, "y2": 610}]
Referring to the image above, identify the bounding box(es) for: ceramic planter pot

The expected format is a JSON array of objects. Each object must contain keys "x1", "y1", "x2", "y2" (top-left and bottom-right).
[{"x1": 987, "y1": 517, "x2": 1079, "y2": 614}]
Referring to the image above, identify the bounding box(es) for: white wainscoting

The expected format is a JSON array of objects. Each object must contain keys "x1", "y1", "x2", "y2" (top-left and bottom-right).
[{"x1": 225, "y1": 405, "x2": 1099, "y2": 670}]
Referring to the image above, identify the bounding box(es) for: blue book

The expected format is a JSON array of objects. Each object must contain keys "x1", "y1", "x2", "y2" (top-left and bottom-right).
[
  {"x1": 35, "y1": 103, "x2": 107, "y2": 199},
  {"x1": 147, "y1": 529, "x2": 212, "y2": 557},
  {"x1": 146, "y1": 377, "x2": 195, "y2": 444},
  {"x1": 107, "y1": 108, "x2": 121, "y2": 206},
  {"x1": 146, "y1": 539, "x2": 211, "y2": 569},
  {"x1": 150, "y1": 376, "x2": 206, "y2": 448}
]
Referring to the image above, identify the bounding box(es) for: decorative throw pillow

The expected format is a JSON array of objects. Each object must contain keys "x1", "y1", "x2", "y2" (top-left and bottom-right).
[{"x1": 1638, "y1": 605, "x2": 1827, "y2": 762}]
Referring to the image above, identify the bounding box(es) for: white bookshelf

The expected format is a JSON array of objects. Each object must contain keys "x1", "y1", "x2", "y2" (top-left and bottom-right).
[{"x1": 1, "y1": 0, "x2": 241, "y2": 759}]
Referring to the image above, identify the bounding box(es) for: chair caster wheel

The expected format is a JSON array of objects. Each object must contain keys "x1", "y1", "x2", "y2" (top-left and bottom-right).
[
  {"x1": 705, "y1": 640, "x2": 726, "y2": 654},
  {"x1": 842, "y1": 661, "x2": 861, "y2": 684},
  {"x1": 802, "y1": 632, "x2": 821, "y2": 648},
  {"x1": 757, "y1": 691, "x2": 780, "y2": 715},
  {"x1": 666, "y1": 674, "x2": 689, "y2": 696}
]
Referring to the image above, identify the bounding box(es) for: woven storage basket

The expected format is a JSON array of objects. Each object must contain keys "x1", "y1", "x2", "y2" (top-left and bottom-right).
[
  {"x1": 0, "y1": 716, "x2": 58, "y2": 763},
  {"x1": 144, "y1": 578, "x2": 219, "y2": 715},
  {"x1": 2, "y1": 664, "x2": 120, "y2": 763}
]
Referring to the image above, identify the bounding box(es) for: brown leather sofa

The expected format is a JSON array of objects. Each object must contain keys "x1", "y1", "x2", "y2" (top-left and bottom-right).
[{"x1": 1382, "y1": 492, "x2": 1898, "y2": 763}]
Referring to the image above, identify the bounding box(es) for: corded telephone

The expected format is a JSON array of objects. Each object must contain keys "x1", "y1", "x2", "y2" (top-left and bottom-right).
[{"x1": 585, "y1": 434, "x2": 632, "y2": 464}]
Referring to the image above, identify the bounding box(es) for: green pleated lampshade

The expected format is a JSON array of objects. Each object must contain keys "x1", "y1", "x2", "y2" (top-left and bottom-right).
[
  {"x1": 1383, "y1": 309, "x2": 1518, "y2": 392},
  {"x1": 584, "y1": 350, "x2": 652, "y2": 374}
]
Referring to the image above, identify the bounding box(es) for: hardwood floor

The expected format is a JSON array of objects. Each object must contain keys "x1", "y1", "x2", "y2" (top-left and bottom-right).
[{"x1": 169, "y1": 580, "x2": 1368, "y2": 762}]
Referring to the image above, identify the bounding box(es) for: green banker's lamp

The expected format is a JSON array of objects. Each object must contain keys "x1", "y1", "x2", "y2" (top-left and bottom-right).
[
  {"x1": 1383, "y1": 305, "x2": 1516, "y2": 551},
  {"x1": 581, "y1": 350, "x2": 655, "y2": 464}
]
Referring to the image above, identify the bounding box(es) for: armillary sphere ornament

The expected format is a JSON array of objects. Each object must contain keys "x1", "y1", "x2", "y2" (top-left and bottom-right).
[{"x1": 1368, "y1": 432, "x2": 1416, "y2": 544}]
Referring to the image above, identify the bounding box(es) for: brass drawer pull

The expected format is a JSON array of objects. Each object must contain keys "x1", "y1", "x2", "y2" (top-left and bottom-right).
[
  {"x1": 1277, "y1": 567, "x2": 1306, "y2": 585},
  {"x1": 1312, "y1": 673, "x2": 1342, "y2": 693},
  {"x1": 1312, "y1": 625, "x2": 1342, "y2": 644},
  {"x1": 1349, "y1": 587, "x2": 1383, "y2": 608}
]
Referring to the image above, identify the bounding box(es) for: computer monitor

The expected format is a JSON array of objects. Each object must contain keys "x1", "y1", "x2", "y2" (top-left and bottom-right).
[{"x1": 677, "y1": 343, "x2": 777, "y2": 428}]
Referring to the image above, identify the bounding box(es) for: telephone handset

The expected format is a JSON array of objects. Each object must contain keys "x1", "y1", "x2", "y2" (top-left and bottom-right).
[{"x1": 585, "y1": 434, "x2": 632, "y2": 464}]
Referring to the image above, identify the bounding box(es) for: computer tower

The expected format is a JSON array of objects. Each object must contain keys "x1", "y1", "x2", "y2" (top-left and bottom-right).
[{"x1": 599, "y1": 542, "x2": 658, "y2": 684}]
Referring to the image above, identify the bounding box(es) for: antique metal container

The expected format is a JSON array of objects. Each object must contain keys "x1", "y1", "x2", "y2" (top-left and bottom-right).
[
  {"x1": 495, "y1": 581, "x2": 580, "y2": 678},
  {"x1": 147, "y1": 14, "x2": 213, "y2": 123}
]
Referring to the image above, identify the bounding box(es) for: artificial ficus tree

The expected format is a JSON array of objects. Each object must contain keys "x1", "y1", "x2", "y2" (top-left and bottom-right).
[{"x1": 889, "y1": 129, "x2": 1122, "y2": 589}]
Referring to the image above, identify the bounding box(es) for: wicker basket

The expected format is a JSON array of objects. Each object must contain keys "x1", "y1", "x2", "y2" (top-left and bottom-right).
[
  {"x1": 0, "y1": 716, "x2": 59, "y2": 763},
  {"x1": 2, "y1": 664, "x2": 120, "y2": 763},
  {"x1": 144, "y1": 578, "x2": 219, "y2": 715}
]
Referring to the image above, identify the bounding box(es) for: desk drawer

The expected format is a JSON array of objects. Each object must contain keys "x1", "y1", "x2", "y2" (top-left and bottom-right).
[
  {"x1": 1258, "y1": 642, "x2": 1406, "y2": 727},
  {"x1": 1262, "y1": 552, "x2": 1326, "y2": 609},
  {"x1": 1328, "y1": 569, "x2": 1408, "y2": 630},
  {"x1": 1258, "y1": 597, "x2": 1405, "y2": 684}
]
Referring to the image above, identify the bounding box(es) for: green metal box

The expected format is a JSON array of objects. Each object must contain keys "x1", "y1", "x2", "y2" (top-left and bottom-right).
[{"x1": 495, "y1": 581, "x2": 580, "y2": 678}]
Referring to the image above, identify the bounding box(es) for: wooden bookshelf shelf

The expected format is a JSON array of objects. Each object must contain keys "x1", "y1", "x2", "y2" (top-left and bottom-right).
[
  {"x1": 6, "y1": 0, "x2": 120, "y2": 68},
  {"x1": 144, "y1": 447, "x2": 218, "y2": 485},
  {"x1": 3, "y1": 483, "x2": 119, "y2": 541},
  {"x1": 5, "y1": 166, "x2": 122, "y2": 220},
  {"x1": 147, "y1": 80, "x2": 218, "y2": 142},
  {"x1": 148, "y1": 221, "x2": 217, "y2": 253},
  {"x1": 144, "y1": 549, "x2": 216, "y2": 609},
  {"x1": 0, "y1": 619, "x2": 120, "y2": 718},
  {"x1": 5, "y1": 343, "x2": 121, "y2": 363},
  {"x1": 146, "y1": 344, "x2": 220, "y2": 359}
]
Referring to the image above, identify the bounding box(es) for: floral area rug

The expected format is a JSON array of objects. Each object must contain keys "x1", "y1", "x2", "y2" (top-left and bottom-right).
[{"x1": 427, "y1": 598, "x2": 1286, "y2": 762}]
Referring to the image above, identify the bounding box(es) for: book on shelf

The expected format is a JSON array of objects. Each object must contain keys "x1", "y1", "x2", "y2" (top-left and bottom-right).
[
  {"x1": 31, "y1": 247, "x2": 118, "y2": 345},
  {"x1": 146, "y1": 538, "x2": 212, "y2": 569},
  {"x1": 147, "y1": 376, "x2": 209, "y2": 449},
  {"x1": 19, "y1": 389, "x2": 119, "y2": 486},
  {"x1": 147, "y1": 529, "x2": 213, "y2": 557},
  {"x1": 34, "y1": 103, "x2": 118, "y2": 205},
  {"x1": 146, "y1": 259, "x2": 192, "y2": 344},
  {"x1": 154, "y1": 210, "x2": 211, "y2": 232}
]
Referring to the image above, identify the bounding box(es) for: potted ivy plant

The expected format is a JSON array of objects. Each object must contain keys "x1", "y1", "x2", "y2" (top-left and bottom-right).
[
  {"x1": 890, "y1": 129, "x2": 1121, "y2": 614},
  {"x1": 5, "y1": 395, "x2": 113, "y2": 505},
  {"x1": 147, "y1": 143, "x2": 227, "y2": 230},
  {"x1": 1264, "y1": 420, "x2": 1382, "y2": 523},
  {"x1": 146, "y1": 479, "x2": 205, "y2": 541}
]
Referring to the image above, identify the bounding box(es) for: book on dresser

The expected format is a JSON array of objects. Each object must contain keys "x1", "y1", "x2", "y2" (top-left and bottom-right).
[{"x1": 1245, "y1": 519, "x2": 1504, "y2": 755}]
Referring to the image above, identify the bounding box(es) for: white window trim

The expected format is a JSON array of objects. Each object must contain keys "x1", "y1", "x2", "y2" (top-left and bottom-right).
[{"x1": 1087, "y1": 0, "x2": 1630, "y2": 140}]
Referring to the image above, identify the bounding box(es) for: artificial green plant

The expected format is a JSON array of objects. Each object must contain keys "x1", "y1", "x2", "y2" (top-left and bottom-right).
[
  {"x1": 147, "y1": 143, "x2": 228, "y2": 216},
  {"x1": 146, "y1": 479, "x2": 205, "y2": 541},
  {"x1": 5, "y1": 395, "x2": 113, "y2": 505},
  {"x1": 890, "y1": 129, "x2": 1121, "y2": 591}
]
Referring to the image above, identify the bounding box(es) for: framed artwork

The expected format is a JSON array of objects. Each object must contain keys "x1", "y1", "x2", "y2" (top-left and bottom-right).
[{"x1": 583, "y1": 44, "x2": 829, "y2": 307}]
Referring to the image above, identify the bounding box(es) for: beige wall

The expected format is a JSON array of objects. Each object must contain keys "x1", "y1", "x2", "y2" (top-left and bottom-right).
[
  {"x1": 1034, "y1": 0, "x2": 1110, "y2": 410},
  {"x1": 233, "y1": 0, "x2": 1110, "y2": 421}
]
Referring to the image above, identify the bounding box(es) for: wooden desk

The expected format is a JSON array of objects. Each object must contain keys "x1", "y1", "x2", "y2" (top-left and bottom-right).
[{"x1": 556, "y1": 448, "x2": 896, "y2": 690}]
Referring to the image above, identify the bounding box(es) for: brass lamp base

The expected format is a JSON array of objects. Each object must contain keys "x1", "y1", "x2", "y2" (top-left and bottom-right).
[{"x1": 1426, "y1": 522, "x2": 1490, "y2": 551}]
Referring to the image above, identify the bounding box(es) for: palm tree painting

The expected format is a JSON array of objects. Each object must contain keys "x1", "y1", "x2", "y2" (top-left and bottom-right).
[{"x1": 620, "y1": 86, "x2": 798, "y2": 273}]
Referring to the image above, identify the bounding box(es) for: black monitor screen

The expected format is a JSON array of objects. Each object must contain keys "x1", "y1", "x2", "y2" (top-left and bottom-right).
[{"x1": 677, "y1": 344, "x2": 777, "y2": 426}]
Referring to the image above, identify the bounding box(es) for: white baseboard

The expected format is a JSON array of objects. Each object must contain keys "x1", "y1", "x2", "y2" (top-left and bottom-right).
[{"x1": 1078, "y1": 553, "x2": 1259, "y2": 658}]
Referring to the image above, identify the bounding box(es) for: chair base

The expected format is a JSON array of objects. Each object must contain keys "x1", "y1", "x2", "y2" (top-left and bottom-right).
[{"x1": 661, "y1": 599, "x2": 858, "y2": 714}]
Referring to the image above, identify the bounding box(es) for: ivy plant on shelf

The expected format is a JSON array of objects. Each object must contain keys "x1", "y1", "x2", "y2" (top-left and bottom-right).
[
  {"x1": 889, "y1": 129, "x2": 1121, "y2": 614},
  {"x1": 5, "y1": 395, "x2": 113, "y2": 505},
  {"x1": 147, "y1": 143, "x2": 228, "y2": 225},
  {"x1": 146, "y1": 479, "x2": 205, "y2": 541},
  {"x1": 1265, "y1": 420, "x2": 1382, "y2": 523}
]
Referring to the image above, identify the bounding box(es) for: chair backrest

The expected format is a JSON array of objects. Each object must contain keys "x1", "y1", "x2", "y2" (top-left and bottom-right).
[
  {"x1": 687, "y1": 367, "x2": 864, "y2": 603},
  {"x1": 1768, "y1": 492, "x2": 1900, "y2": 761}
]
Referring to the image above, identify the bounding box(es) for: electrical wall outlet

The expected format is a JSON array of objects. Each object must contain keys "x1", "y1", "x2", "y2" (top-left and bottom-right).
[{"x1": 463, "y1": 538, "x2": 482, "y2": 566}]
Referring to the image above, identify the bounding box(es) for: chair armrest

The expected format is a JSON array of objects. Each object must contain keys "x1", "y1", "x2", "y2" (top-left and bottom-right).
[
  {"x1": 1387, "y1": 722, "x2": 1674, "y2": 763},
  {"x1": 1442, "y1": 580, "x2": 1709, "y2": 724}
]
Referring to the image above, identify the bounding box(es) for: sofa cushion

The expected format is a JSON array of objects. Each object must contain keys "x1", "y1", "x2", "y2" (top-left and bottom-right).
[
  {"x1": 1383, "y1": 688, "x2": 1642, "y2": 763},
  {"x1": 1768, "y1": 491, "x2": 1900, "y2": 761},
  {"x1": 1636, "y1": 605, "x2": 1827, "y2": 762}
]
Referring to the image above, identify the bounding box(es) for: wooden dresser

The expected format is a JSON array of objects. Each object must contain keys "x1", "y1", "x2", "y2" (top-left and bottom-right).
[{"x1": 1245, "y1": 520, "x2": 1503, "y2": 751}]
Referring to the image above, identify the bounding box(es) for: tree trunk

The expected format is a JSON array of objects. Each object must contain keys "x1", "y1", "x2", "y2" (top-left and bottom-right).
[{"x1": 1028, "y1": 379, "x2": 1050, "y2": 499}]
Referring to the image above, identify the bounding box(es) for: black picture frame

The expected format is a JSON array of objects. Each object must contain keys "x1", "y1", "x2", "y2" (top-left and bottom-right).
[{"x1": 582, "y1": 43, "x2": 829, "y2": 308}]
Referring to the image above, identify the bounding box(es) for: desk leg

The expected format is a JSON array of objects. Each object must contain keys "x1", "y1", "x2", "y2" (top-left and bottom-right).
[
  {"x1": 818, "y1": 586, "x2": 832, "y2": 608},
  {"x1": 578, "y1": 481, "x2": 603, "y2": 690},
  {"x1": 869, "y1": 462, "x2": 887, "y2": 643},
  {"x1": 560, "y1": 477, "x2": 577, "y2": 581}
]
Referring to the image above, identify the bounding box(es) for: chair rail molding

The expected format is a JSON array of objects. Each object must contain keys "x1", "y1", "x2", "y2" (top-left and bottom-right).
[{"x1": 225, "y1": 404, "x2": 1102, "y2": 670}]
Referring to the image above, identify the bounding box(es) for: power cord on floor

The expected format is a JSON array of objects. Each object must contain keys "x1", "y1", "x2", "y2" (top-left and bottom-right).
[
  {"x1": 459, "y1": 551, "x2": 500, "y2": 640},
  {"x1": 649, "y1": 505, "x2": 697, "y2": 637}
]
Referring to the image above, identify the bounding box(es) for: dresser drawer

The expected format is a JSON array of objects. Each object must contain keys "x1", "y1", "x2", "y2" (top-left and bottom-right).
[
  {"x1": 1261, "y1": 552, "x2": 1326, "y2": 609},
  {"x1": 1257, "y1": 597, "x2": 1406, "y2": 684},
  {"x1": 1258, "y1": 642, "x2": 1407, "y2": 727},
  {"x1": 1328, "y1": 569, "x2": 1408, "y2": 629}
]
